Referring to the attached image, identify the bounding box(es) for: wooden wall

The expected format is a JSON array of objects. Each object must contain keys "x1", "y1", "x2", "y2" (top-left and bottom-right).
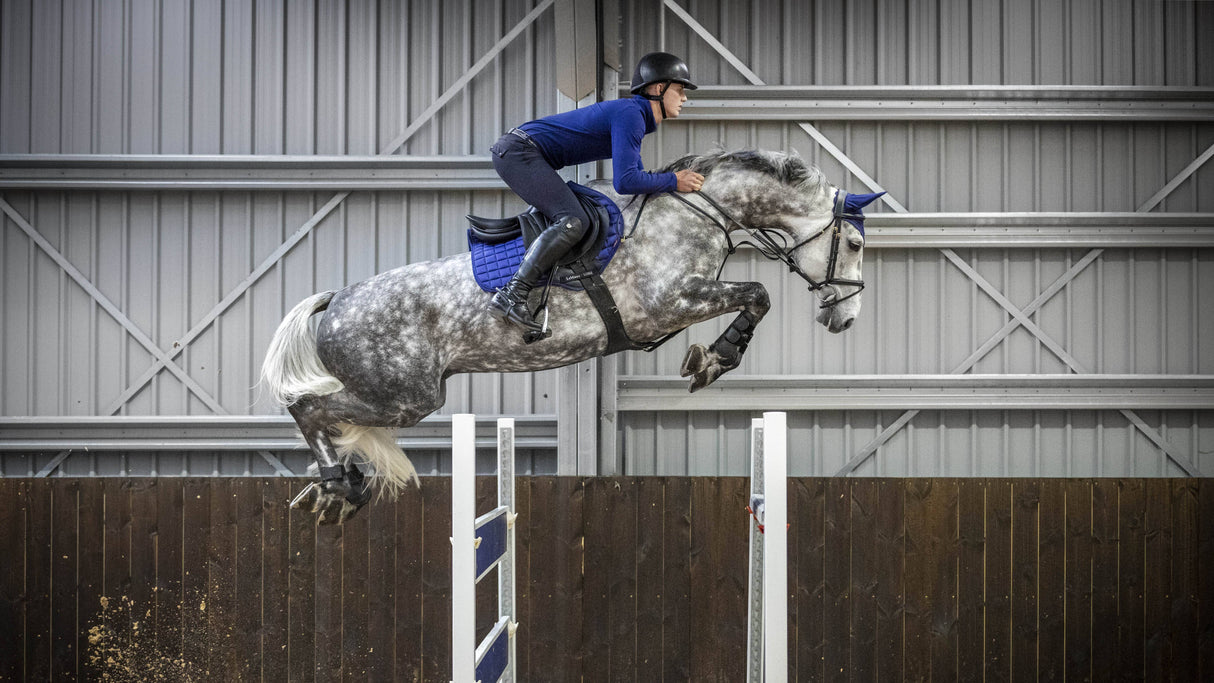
[{"x1": 1, "y1": 477, "x2": 1211, "y2": 682}]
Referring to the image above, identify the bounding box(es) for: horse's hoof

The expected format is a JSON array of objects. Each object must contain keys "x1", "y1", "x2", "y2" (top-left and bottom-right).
[
  {"x1": 290, "y1": 482, "x2": 321, "y2": 512},
  {"x1": 687, "y1": 365, "x2": 722, "y2": 393},
  {"x1": 317, "y1": 497, "x2": 360, "y2": 525},
  {"x1": 680, "y1": 344, "x2": 708, "y2": 377},
  {"x1": 292, "y1": 480, "x2": 367, "y2": 524}
]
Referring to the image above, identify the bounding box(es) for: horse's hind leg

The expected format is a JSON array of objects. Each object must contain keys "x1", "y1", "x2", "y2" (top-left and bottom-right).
[{"x1": 288, "y1": 404, "x2": 370, "y2": 525}]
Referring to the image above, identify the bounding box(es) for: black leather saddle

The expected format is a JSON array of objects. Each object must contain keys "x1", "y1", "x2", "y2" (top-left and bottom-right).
[{"x1": 466, "y1": 190, "x2": 609, "y2": 268}]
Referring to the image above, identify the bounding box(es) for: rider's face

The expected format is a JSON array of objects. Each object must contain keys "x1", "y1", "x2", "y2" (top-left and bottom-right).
[
  {"x1": 662, "y1": 83, "x2": 687, "y2": 118},
  {"x1": 648, "y1": 82, "x2": 688, "y2": 119}
]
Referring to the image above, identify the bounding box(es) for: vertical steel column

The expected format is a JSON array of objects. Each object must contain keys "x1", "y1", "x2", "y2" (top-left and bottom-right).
[{"x1": 554, "y1": 0, "x2": 608, "y2": 474}]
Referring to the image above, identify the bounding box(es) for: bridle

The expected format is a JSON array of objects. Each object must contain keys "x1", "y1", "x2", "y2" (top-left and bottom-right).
[{"x1": 665, "y1": 187, "x2": 866, "y2": 308}]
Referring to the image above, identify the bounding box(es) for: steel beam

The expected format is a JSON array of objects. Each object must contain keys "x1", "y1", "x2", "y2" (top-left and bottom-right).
[
  {"x1": 0, "y1": 415, "x2": 559, "y2": 451},
  {"x1": 650, "y1": 85, "x2": 1214, "y2": 121},
  {"x1": 616, "y1": 375, "x2": 1214, "y2": 412},
  {"x1": 864, "y1": 213, "x2": 1214, "y2": 248},
  {"x1": 0, "y1": 155, "x2": 503, "y2": 190}
]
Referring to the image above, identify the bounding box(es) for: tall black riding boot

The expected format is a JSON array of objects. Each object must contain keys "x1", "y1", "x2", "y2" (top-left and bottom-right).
[{"x1": 489, "y1": 216, "x2": 585, "y2": 332}]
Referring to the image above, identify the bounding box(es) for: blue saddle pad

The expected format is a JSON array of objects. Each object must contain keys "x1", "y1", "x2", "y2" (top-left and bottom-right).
[{"x1": 468, "y1": 182, "x2": 625, "y2": 293}]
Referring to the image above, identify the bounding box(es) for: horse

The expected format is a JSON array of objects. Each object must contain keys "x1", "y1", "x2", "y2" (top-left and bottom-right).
[{"x1": 261, "y1": 149, "x2": 876, "y2": 524}]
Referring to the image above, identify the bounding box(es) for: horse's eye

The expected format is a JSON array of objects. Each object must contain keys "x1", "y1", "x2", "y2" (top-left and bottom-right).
[{"x1": 848, "y1": 236, "x2": 864, "y2": 252}]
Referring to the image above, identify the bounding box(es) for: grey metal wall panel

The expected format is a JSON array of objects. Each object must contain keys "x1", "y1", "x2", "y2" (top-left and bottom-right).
[
  {"x1": 0, "y1": 188, "x2": 554, "y2": 419},
  {"x1": 2, "y1": 0, "x2": 1211, "y2": 479},
  {"x1": 611, "y1": 1, "x2": 1212, "y2": 477},
  {"x1": 2, "y1": 0, "x2": 556, "y2": 155},
  {"x1": 0, "y1": 447, "x2": 556, "y2": 478},
  {"x1": 620, "y1": 409, "x2": 1212, "y2": 478},
  {"x1": 644, "y1": 121, "x2": 1213, "y2": 212},
  {"x1": 621, "y1": 0, "x2": 1212, "y2": 87}
]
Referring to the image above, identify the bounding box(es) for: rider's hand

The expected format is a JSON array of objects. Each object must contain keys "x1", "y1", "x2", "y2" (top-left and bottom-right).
[{"x1": 675, "y1": 170, "x2": 705, "y2": 193}]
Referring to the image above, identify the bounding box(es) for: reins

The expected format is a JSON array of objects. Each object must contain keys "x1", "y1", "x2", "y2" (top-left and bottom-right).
[{"x1": 662, "y1": 188, "x2": 865, "y2": 307}]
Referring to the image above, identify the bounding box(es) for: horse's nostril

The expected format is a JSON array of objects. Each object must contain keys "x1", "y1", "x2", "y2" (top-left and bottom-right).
[{"x1": 842, "y1": 317, "x2": 854, "y2": 331}]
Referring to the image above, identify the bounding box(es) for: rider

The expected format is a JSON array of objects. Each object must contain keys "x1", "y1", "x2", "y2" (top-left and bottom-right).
[{"x1": 487, "y1": 51, "x2": 706, "y2": 333}]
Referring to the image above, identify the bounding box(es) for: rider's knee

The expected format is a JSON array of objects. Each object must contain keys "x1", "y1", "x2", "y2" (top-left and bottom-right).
[{"x1": 555, "y1": 215, "x2": 587, "y2": 239}]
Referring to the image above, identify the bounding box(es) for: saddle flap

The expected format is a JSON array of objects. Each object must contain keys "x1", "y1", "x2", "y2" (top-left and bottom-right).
[
  {"x1": 468, "y1": 181, "x2": 624, "y2": 293},
  {"x1": 466, "y1": 209, "x2": 540, "y2": 244}
]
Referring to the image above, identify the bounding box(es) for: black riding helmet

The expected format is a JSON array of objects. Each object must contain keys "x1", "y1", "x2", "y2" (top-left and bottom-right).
[{"x1": 630, "y1": 52, "x2": 697, "y2": 119}]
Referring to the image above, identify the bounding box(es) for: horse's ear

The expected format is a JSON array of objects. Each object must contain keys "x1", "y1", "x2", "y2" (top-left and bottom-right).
[{"x1": 846, "y1": 191, "x2": 886, "y2": 212}]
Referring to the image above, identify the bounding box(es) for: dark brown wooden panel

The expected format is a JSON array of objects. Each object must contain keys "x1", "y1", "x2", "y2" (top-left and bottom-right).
[
  {"x1": 5, "y1": 476, "x2": 1212, "y2": 682},
  {"x1": 1117, "y1": 479, "x2": 1146, "y2": 679},
  {"x1": 1170, "y1": 479, "x2": 1200, "y2": 682},
  {"x1": 984, "y1": 480, "x2": 1013, "y2": 682},
  {"x1": 791, "y1": 477, "x2": 826, "y2": 682},
  {"x1": 580, "y1": 477, "x2": 612, "y2": 682},
  {"x1": 1143, "y1": 478, "x2": 1173, "y2": 680},
  {"x1": 661, "y1": 476, "x2": 693, "y2": 682},
  {"x1": 1063, "y1": 479, "x2": 1094, "y2": 682},
  {"x1": 957, "y1": 479, "x2": 986, "y2": 682},
  {"x1": 0, "y1": 480, "x2": 27, "y2": 682},
  {"x1": 76, "y1": 479, "x2": 105, "y2": 682},
  {"x1": 260, "y1": 479, "x2": 292, "y2": 680},
  {"x1": 285, "y1": 482, "x2": 316, "y2": 682},
  {"x1": 634, "y1": 477, "x2": 666, "y2": 678},
  {"x1": 1012, "y1": 480, "x2": 1042, "y2": 681},
  {"x1": 234, "y1": 479, "x2": 265, "y2": 681},
  {"x1": 1037, "y1": 479, "x2": 1066, "y2": 682},
  {"x1": 873, "y1": 478, "x2": 906, "y2": 682},
  {"x1": 524, "y1": 476, "x2": 583, "y2": 683},
  {"x1": 418, "y1": 477, "x2": 451, "y2": 682},
  {"x1": 848, "y1": 479, "x2": 879, "y2": 682},
  {"x1": 1090, "y1": 479, "x2": 1120, "y2": 683},
  {"x1": 180, "y1": 479, "x2": 211, "y2": 677},
  {"x1": 339, "y1": 495, "x2": 369, "y2": 682},
  {"x1": 49, "y1": 480, "x2": 79, "y2": 680},
  {"x1": 25, "y1": 478, "x2": 52, "y2": 681},
  {"x1": 1199, "y1": 479, "x2": 1214, "y2": 681},
  {"x1": 822, "y1": 477, "x2": 851, "y2": 683}
]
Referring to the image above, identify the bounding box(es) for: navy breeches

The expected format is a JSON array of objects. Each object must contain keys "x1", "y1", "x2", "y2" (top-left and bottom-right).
[{"x1": 490, "y1": 131, "x2": 592, "y2": 237}]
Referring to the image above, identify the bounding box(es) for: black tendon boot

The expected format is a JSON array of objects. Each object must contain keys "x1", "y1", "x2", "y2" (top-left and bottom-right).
[{"x1": 489, "y1": 216, "x2": 585, "y2": 333}]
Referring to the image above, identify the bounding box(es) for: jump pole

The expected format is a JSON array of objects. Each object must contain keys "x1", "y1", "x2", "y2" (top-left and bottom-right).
[
  {"x1": 745, "y1": 411, "x2": 788, "y2": 683},
  {"x1": 451, "y1": 414, "x2": 518, "y2": 683}
]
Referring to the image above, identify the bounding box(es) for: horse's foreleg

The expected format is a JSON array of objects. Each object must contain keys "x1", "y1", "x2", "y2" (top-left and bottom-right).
[{"x1": 660, "y1": 280, "x2": 770, "y2": 392}]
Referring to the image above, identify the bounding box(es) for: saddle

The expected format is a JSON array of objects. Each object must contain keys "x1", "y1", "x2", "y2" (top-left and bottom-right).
[
  {"x1": 467, "y1": 182, "x2": 640, "y2": 353},
  {"x1": 466, "y1": 181, "x2": 624, "y2": 292}
]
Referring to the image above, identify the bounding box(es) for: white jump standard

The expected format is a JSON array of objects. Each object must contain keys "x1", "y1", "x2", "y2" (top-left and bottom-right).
[
  {"x1": 746, "y1": 412, "x2": 788, "y2": 683},
  {"x1": 451, "y1": 415, "x2": 518, "y2": 683}
]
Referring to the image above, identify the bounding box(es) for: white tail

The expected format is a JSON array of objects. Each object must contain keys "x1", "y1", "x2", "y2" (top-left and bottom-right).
[
  {"x1": 260, "y1": 291, "x2": 345, "y2": 405},
  {"x1": 333, "y1": 424, "x2": 420, "y2": 497}
]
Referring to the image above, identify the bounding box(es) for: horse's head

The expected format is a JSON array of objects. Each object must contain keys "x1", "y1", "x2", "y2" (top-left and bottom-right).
[{"x1": 672, "y1": 150, "x2": 876, "y2": 334}]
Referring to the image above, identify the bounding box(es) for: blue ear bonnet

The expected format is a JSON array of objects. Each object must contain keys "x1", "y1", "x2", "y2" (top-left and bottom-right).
[{"x1": 840, "y1": 191, "x2": 885, "y2": 236}]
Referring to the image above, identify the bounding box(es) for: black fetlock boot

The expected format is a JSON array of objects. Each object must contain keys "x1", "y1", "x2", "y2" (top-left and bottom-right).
[{"x1": 488, "y1": 216, "x2": 585, "y2": 333}]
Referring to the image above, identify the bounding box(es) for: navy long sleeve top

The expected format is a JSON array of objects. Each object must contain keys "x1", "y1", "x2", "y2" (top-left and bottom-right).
[{"x1": 517, "y1": 95, "x2": 677, "y2": 195}]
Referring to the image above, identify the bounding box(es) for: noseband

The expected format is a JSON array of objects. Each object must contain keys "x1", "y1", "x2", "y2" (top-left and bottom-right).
[{"x1": 667, "y1": 188, "x2": 865, "y2": 308}]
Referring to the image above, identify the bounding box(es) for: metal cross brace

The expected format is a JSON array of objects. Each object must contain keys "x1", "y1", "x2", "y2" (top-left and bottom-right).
[
  {"x1": 0, "y1": 2, "x2": 554, "y2": 475},
  {"x1": 98, "y1": 0, "x2": 554, "y2": 416},
  {"x1": 665, "y1": 0, "x2": 1208, "y2": 476}
]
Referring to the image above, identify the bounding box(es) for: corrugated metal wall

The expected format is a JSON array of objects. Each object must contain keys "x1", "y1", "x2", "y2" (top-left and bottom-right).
[
  {"x1": 612, "y1": 0, "x2": 1213, "y2": 476},
  {"x1": 1, "y1": 0, "x2": 1211, "y2": 478},
  {"x1": 0, "y1": 0, "x2": 560, "y2": 475}
]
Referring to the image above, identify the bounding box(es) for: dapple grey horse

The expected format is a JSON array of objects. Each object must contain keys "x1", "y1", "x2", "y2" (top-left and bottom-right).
[{"x1": 261, "y1": 149, "x2": 875, "y2": 523}]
